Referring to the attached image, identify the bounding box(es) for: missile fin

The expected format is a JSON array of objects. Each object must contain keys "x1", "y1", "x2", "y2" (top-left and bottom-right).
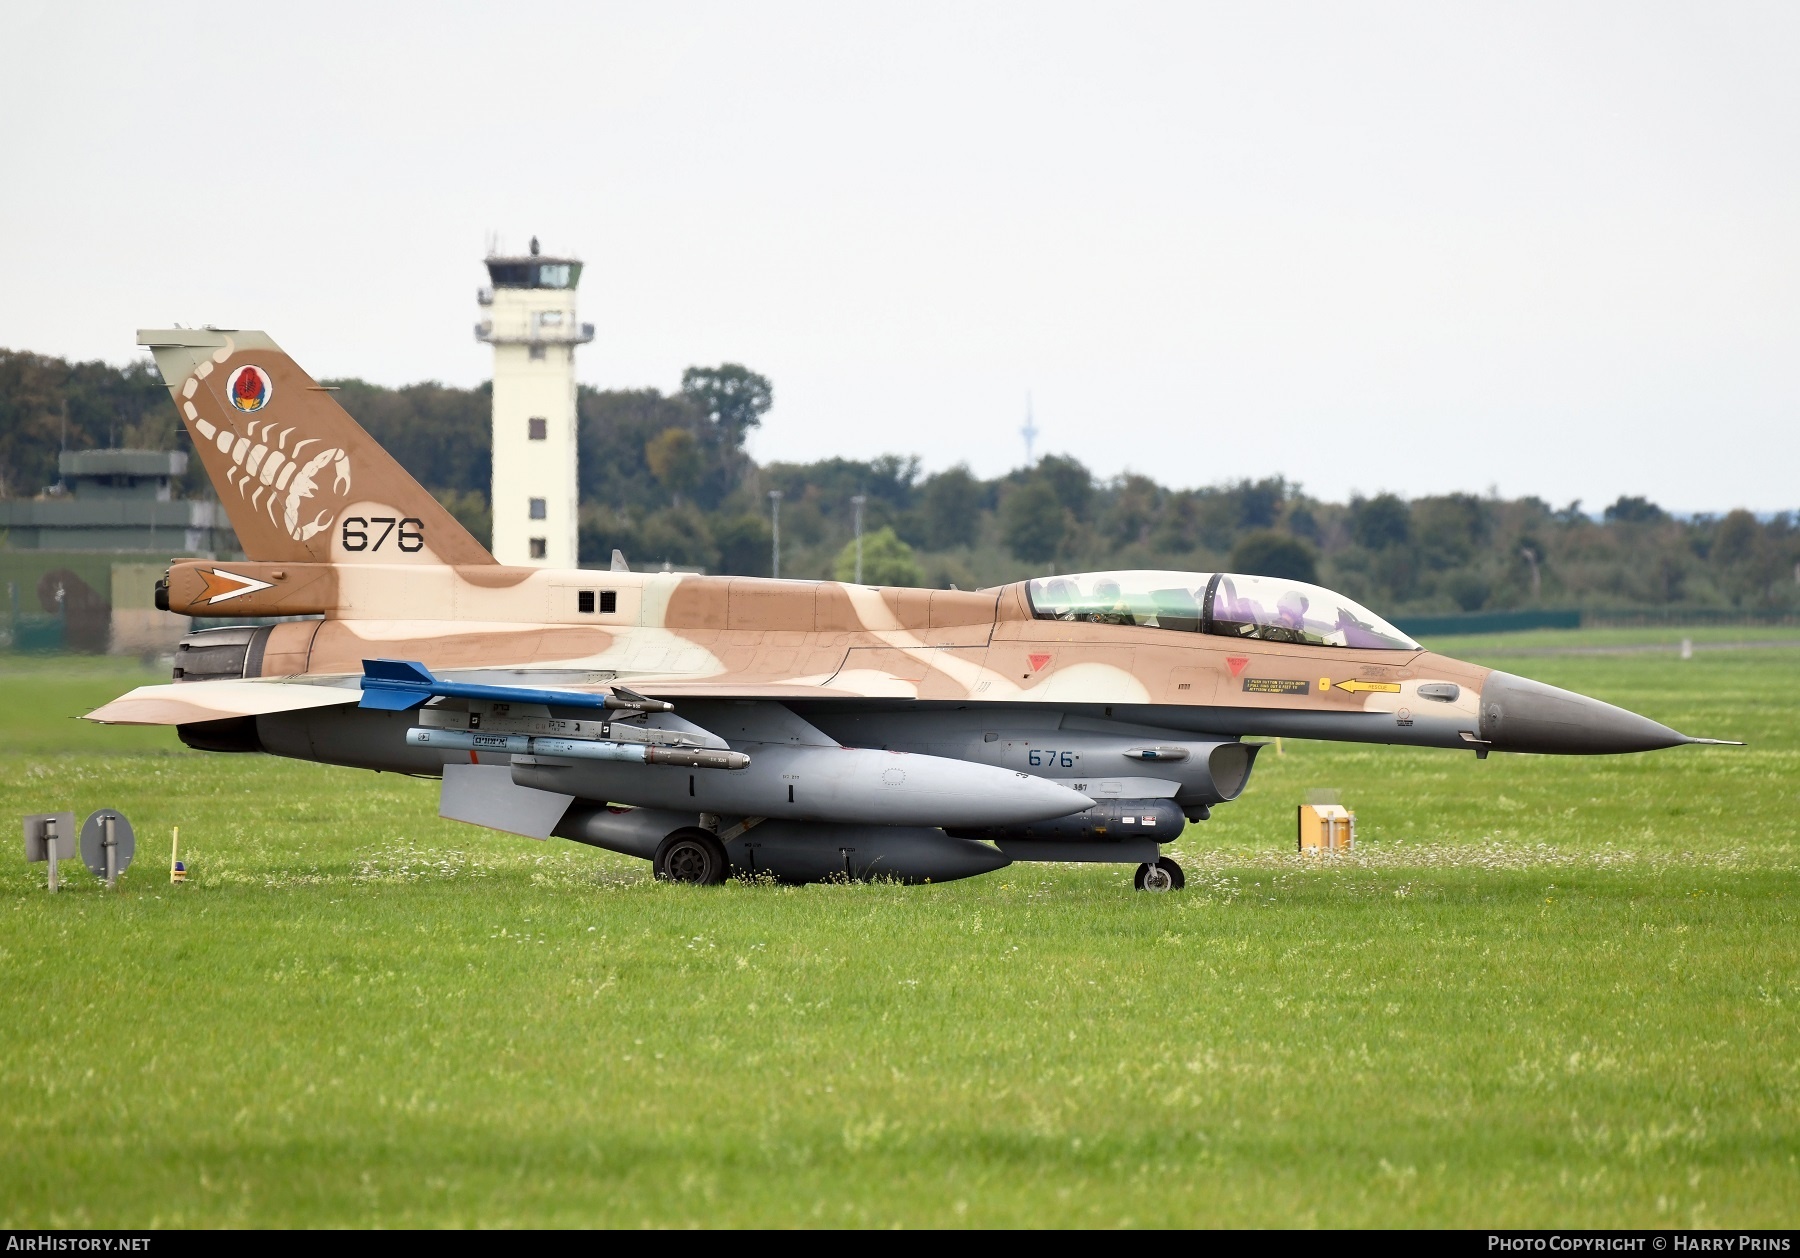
[
  {"x1": 364, "y1": 658, "x2": 435, "y2": 685},
  {"x1": 359, "y1": 658, "x2": 435, "y2": 710}
]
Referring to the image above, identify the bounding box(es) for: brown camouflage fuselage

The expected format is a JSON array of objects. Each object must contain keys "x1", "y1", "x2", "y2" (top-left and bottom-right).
[
  {"x1": 83, "y1": 328, "x2": 1724, "y2": 886},
  {"x1": 135, "y1": 556, "x2": 1492, "y2": 751}
]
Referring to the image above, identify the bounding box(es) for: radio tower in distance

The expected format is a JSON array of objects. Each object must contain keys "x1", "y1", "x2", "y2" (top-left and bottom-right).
[{"x1": 1020, "y1": 393, "x2": 1039, "y2": 466}]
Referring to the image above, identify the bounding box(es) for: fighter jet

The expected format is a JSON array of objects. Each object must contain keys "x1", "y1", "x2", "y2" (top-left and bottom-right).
[{"x1": 86, "y1": 330, "x2": 1739, "y2": 890}]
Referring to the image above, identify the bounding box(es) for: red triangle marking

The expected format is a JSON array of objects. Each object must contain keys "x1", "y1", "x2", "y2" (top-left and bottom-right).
[
  {"x1": 1227, "y1": 656, "x2": 1250, "y2": 677},
  {"x1": 1028, "y1": 653, "x2": 1052, "y2": 672}
]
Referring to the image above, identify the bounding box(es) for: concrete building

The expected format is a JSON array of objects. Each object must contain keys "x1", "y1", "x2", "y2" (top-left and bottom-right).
[
  {"x1": 0, "y1": 449, "x2": 231, "y2": 654},
  {"x1": 0, "y1": 449, "x2": 234, "y2": 555},
  {"x1": 476, "y1": 238, "x2": 593, "y2": 567}
]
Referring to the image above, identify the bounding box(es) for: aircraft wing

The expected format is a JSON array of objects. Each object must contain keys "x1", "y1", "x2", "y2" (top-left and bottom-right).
[
  {"x1": 86, "y1": 669, "x2": 884, "y2": 729},
  {"x1": 351, "y1": 659, "x2": 868, "y2": 710},
  {"x1": 85, "y1": 677, "x2": 361, "y2": 726},
  {"x1": 608, "y1": 679, "x2": 878, "y2": 700}
]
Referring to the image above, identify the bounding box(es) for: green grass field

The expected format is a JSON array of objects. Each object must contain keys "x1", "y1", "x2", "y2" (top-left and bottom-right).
[{"x1": 2, "y1": 639, "x2": 1796, "y2": 1228}]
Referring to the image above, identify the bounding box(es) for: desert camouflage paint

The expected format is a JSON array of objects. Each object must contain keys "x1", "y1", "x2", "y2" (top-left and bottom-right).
[{"x1": 92, "y1": 329, "x2": 1710, "y2": 765}]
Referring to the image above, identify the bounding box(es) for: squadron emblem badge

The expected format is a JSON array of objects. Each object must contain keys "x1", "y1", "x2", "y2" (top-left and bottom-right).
[{"x1": 226, "y1": 364, "x2": 273, "y2": 412}]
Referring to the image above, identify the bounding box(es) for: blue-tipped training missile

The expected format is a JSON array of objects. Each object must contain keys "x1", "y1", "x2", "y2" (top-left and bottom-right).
[
  {"x1": 405, "y1": 727, "x2": 748, "y2": 770},
  {"x1": 360, "y1": 658, "x2": 672, "y2": 714}
]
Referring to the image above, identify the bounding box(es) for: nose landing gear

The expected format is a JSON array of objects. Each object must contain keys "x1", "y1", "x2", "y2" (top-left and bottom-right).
[{"x1": 1134, "y1": 855, "x2": 1185, "y2": 892}]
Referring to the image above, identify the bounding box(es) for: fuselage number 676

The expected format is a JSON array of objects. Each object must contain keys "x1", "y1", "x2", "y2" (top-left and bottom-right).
[{"x1": 341, "y1": 517, "x2": 424, "y2": 553}]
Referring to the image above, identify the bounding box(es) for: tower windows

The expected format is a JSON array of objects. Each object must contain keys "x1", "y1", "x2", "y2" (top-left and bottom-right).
[
  {"x1": 529, "y1": 497, "x2": 547, "y2": 520},
  {"x1": 529, "y1": 538, "x2": 547, "y2": 560},
  {"x1": 529, "y1": 344, "x2": 547, "y2": 361},
  {"x1": 528, "y1": 417, "x2": 547, "y2": 440}
]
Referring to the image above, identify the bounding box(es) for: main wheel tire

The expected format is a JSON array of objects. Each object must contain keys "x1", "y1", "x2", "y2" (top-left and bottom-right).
[
  {"x1": 1133, "y1": 855, "x2": 1185, "y2": 892},
  {"x1": 654, "y1": 828, "x2": 729, "y2": 885}
]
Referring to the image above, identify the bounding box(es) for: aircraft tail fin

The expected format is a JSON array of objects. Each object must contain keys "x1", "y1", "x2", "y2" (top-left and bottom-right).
[{"x1": 138, "y1": 328, "x2": 494, "y2": 566}]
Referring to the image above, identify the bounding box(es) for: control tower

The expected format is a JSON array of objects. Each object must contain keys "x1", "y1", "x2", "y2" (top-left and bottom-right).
[{"x1": 476, "y1": 237, "x2": 594, "y2": 567}]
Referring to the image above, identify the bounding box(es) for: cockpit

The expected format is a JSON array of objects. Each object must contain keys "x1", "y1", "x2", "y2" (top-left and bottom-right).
[{"x1": 1025, "y1": 570, "x2": 1420, "y2": 651}]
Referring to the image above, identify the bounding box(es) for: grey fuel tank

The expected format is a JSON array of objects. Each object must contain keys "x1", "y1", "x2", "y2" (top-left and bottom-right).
[{"x1": 555, "y1": 804, "x2": 1013, "y2": 884}]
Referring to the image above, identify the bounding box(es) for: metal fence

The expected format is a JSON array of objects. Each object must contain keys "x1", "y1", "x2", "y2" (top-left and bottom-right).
[
  {"x1": 1397, "y1": 607, "x2": 1800, "y2": 637},
  {"x1": 1393, "y1": 609, "x2": 1582, "y2": 637}
]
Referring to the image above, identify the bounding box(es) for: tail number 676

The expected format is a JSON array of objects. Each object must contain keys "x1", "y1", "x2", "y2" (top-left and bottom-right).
[{"x1": 341, "y1": 517, "x2": 424, "y2": 553}]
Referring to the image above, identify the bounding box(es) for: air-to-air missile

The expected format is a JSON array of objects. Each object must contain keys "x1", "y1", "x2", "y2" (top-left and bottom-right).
[{"x1": 85, "y1": 328, "x2": 1741, "y2": 891}]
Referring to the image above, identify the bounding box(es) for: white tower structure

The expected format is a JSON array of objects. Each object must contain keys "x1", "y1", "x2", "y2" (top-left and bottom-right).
[{"x1": 476, "y1": 237, "x2": 593, "y2": 567}]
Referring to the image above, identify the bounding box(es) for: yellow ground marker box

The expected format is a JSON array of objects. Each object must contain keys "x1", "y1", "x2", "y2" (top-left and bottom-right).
[{"x1": 1297, "y1": 803, "x2": 1355, "y2": 852}]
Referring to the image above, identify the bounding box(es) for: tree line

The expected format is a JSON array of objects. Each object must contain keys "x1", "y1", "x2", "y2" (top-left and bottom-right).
[{"x1": 3, "y1": 346, "x2": 1796, "y2": 613}]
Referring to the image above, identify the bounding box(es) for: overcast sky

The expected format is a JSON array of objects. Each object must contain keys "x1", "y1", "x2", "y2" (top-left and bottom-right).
[{"x1": 2, "y1": 2, "x2": 1795, "y2": 512}]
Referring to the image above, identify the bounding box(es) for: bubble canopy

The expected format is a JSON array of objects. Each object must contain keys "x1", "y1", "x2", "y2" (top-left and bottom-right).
[{"x1": 1025, "y1": 570, "x2": 1420, "y2": 651}]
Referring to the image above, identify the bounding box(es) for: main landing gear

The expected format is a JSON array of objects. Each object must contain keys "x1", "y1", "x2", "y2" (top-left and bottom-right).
[
  {"x1": 654, "y1": 827, "x2": 730, "y2": 885},
  {"x1": 1134, "y1": 855, "x2": 1185, "y2": 892}
]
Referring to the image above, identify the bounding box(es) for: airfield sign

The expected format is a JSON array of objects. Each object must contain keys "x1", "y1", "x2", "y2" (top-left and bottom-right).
[
  {"x1": 79, "y1": 809, "x2": 135, "y2": 886},
  {"x1": 22, "y1": 811, "x2": 77, "y2": 892}
]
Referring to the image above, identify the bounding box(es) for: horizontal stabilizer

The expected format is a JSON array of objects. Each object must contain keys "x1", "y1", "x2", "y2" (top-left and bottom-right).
[{"x1": 86, "y1": 678, "x2": 360, "y2": 726}]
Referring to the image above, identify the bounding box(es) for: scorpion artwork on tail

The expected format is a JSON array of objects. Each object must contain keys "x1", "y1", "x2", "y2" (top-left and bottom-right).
[{"x1": 154, "y1": 332, "x2": 362, "y2": 550}]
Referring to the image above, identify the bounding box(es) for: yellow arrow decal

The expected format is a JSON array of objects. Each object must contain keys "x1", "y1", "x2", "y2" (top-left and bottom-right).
[{"x1": 1335, "y1": 679, "x2": 1402, "y2": 694}]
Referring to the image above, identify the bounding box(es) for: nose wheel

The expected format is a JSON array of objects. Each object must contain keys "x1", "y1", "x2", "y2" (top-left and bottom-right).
[
  {"x1": 1134, "y1": 855, "x2": 1185, "y2": 892},
  {"x1": 654, "y1": 828, "x2": 729, "y2": 885}
]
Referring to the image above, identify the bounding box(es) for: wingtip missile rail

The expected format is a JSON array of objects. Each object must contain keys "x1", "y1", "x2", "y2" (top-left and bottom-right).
[{"x1": 359, "y1": 658, "x2": 675, "y2": 714}]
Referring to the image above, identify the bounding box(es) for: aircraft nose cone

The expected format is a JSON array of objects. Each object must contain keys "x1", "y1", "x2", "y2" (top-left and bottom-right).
[{"x1": 1478, "y1": 671, "x2": 1690, "y2": 755}]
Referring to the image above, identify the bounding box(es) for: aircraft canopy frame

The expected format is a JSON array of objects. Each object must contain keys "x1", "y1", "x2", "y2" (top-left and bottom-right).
[{"x1": 1026, "y1": 570, "x2": 1421, "y2": 651}]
